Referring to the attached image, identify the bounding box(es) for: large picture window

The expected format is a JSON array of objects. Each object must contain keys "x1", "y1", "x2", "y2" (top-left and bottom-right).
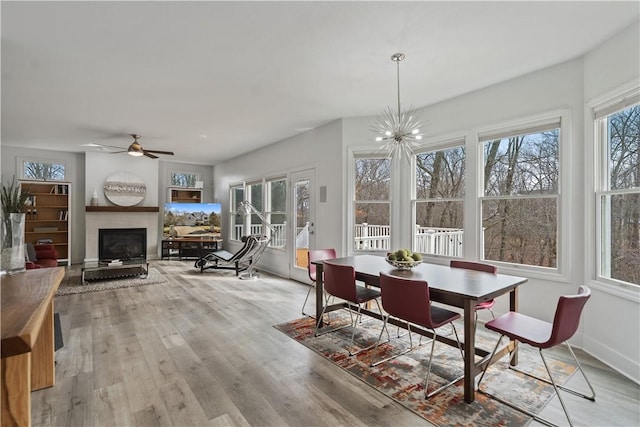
[
  {"x1": 596, "y1": 98, "x2": 639, "y2": 286},
  {"x1": 480, "y1": 119, "x2": 560, "y2": 268},
  {"x1": 354, "y1": 155, "x2": 391, "y2": 251},
  {"x1": 413, "y1": 143, "x2": 465, "y2": 257}
]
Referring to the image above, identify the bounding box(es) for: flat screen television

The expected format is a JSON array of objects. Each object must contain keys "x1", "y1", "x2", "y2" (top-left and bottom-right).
[{"x1": 163, "y1": 202, "x2": 222, "y2": 239}]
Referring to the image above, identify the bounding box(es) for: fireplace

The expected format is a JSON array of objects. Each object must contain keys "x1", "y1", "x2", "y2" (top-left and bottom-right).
[{"x1": 99, "y1": 228, "x2": 147, "y2": 261}]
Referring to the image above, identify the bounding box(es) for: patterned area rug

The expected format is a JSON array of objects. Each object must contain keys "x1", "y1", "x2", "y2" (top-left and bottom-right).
[
  {"x1": 57, "y1": 267, "x2": 167, "y2": 295},
  {"x1": 275, "y1": 314, "x2": 576, "y2": 427}
]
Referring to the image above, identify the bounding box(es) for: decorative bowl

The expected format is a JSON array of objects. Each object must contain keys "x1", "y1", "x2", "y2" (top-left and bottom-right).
[{"x1": 385, "y1": 258, "x2": 421, "y2": 270}]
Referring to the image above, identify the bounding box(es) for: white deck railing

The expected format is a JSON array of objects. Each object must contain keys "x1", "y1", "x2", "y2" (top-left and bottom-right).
[
  {"x1": 233, "y1": 223, "x2": 287, "y2": 248},
  {"x1": 233, "y1": 222, "x2": 463, "y2": 257},
  {"x1": 354, "y1": 223, "x2": 391, "y2": 250},
  {"x1": 413, "y1": 226, "x2": 464, "y2": 257}
]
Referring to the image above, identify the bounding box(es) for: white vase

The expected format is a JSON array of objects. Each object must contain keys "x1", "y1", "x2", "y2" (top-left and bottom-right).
[{"x1": 1, "y1": 212, "x2": 26, "y2": 274}]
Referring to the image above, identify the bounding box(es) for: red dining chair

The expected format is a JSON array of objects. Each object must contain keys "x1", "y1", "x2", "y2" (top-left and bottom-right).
[
  {"x1": 371, "y1": 272, "x2": 464, "y2": 399},
  {"x1": 302, "y1": 248, "x2": 337, "y2": 317},
  {"x1": 450, "y1": 260, "x2": 497, "y2": 320},
  {"x1": 477, "y1": 286, "x2": 595, "y2": 427},
  {"x1": 313, "y1": 260, "x2": 387, "y2": 356}
]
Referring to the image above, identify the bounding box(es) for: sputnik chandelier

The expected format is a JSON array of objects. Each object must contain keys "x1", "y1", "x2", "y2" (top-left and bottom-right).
[{"x1": 372, "y1": 53, "x2": 424, "y2": 161}]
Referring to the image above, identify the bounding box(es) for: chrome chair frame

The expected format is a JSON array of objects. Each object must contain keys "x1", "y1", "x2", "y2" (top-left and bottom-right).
[{"x1": 477, "y1": 286, "x2": 596, "y2": 427}]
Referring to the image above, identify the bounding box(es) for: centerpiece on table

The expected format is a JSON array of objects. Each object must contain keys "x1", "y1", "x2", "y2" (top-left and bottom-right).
[
  {"x1": 386, "y1": 248, "x2": 422, "y2": 270},
  {"x1": 1, "y1": 179, "x2": 30, "y2": 274}
]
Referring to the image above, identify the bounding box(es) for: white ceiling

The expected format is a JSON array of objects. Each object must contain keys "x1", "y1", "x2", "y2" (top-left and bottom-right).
[{"x1": 2, "y1": 1, "x2": 639, "y2": 165}]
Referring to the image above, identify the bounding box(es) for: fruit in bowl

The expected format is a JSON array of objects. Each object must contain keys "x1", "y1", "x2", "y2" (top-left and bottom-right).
[{"x1": 386, "y1": 249, "x2": 422, "y2": 269}]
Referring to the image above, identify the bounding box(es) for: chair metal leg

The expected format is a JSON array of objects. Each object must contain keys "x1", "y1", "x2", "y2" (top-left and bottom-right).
[
  {"x1": 477, "y1": 336, "x2": 595, "y2": 427},
  {"x1": 301, "y1": 283, "x2": 314, "y2": 317},
  {"x1": 370, "y1": 321, "x2": 431, "y2": 367},
  {"x1": 509, "y1": 343, "x2": 596, "y2": 402},
  {"x1": 424, "y1": 323, "x2": 464, "y2": 399},
  {"x1": 349, "y1": 299, "x2": 389, "y2": 356}
]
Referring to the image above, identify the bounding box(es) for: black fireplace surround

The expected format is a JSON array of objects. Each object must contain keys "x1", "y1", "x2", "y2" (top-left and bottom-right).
[{"x1": 99, "y1": 228, "x2": 147, "y2": 261}]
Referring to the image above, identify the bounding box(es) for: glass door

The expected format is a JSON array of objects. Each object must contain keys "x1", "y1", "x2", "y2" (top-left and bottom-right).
[{"x1": 290, "y1": 169, "x2": 315, "y2": 282}]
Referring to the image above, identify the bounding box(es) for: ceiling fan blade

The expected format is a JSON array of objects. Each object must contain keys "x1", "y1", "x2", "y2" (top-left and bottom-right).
[
  {"x1": 144, "y1": 149, "x2": 174, "y2": 155},
  {"x1": 143, "y1": 152, "x2": 159, "y2": 159}
]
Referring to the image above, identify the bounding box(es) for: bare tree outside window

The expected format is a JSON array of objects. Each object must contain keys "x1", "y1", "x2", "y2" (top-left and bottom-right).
[
  {"x1": 414, "y1": 145, "x2": 465, "y2": 256},
  {"x1": 23, "y1": 161, "x2": 65, "y2": 181},
  {"x1": 171, "y1": 172, "x2": 199, "y2": 187},
  {"x1": 267, "y1": 178, "x2": 287, "y2": 248},
  {"x1": 230, "y1": 186, "x2": 244, "y2": 241},
  {"x1": 600, "y1": 105, "x2": 639, "y2": 285},
  {"x1": 354, "y1": 156, "x2": 391, "y2": 251},
  {"x1": 482, "y1": 128, "x2": 560, "y2": 267}
]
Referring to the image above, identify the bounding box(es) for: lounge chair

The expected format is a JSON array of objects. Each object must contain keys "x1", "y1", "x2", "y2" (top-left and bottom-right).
[{"x1": 194, "y1": 235, "x2": 267, "y2": 276}]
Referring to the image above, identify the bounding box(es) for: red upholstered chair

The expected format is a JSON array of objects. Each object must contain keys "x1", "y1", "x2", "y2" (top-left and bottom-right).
[
  {"x1": 302, "y1": 248, "x2": 337, "y2": 317},
  {"x1": 450, "y1": 260, "x2": 497, "y2": 320},
  {"x1": 371, "y1": 273, "x2": 464, "y2": 399},
  {"x1": 25, "y1": 243, "x2": 58, "y2": 269},
  {"x1": 477, "y1": 286, "x2": 595, "y2": 427},
  {"x1": 313, "y1": 260, "x2": 387, "y2": 356}
]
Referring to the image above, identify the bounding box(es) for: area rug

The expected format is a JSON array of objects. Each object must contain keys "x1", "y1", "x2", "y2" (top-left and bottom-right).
[
  {"x1": 56, "y1": 267, "x2": 167, "y2": 296},
  {"x1": 275, "y1": 314, "x2": 576, "y2": 427}
]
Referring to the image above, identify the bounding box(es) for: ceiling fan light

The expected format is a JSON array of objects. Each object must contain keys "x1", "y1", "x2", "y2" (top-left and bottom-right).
[{"x1": 128, "y1": 140, "x2": 144, "y2": 156}]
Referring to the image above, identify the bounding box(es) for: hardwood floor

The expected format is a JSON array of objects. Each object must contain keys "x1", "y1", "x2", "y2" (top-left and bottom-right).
[{"x1": 33, "y1": 261, "x2": 640, "y2": 426}]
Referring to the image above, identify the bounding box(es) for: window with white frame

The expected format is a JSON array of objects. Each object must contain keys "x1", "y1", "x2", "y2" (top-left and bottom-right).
[
  {"x1": 19, "y1": 158, "x2": 66, "y2": 181},
  {"x1": 480, "y1": 119, "x2": 560, "y2": 268},
  {"x1": 595, "y1": 95, "x2": 639, "y2": 286},
  {"x1": 170, "y1": 171, "x2": 201, "y2": 188},
  {"x1": 247, "y1": 181, "x2": 263, "y2": 236},
  {"x1": 229, "y1": 185, "x2": 244, "y2": 241},
  {"x1": 266, "y1": 177, "x2": 287, "y2": 248},
  {"x1": 354, "y1": 154, "x2": 391, "y2": 251},
  {"x1": 413, "y1": 143, "x2": 465, "y2": 257}
]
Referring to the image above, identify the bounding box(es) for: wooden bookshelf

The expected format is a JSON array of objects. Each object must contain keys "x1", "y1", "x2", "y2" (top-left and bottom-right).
[
  {"x1": 169, "y1": 187, "x2": 202, "y2": 203},
  {"x1": 19, "y1": 181, "x2": 71, "y2": 265}
]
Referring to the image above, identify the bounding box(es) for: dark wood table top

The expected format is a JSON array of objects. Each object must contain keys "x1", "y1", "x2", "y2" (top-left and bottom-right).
[
  {"x1": 1, "y1": 267, "x2": 64, "y2": 358},
  {"x1": 315, "y1": 254, "x2": 528, "y2": 302}
]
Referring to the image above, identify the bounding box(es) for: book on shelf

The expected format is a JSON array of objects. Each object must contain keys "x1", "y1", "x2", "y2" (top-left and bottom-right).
[
  {"x1": 37, "y1": 238, "x2": 53, "y2": 245},
  {"x1": 58, "y1": 210, "x2": 68, "y2": 220}
]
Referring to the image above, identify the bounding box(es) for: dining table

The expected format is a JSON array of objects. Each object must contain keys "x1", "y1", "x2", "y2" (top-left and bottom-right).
[{"x1": 312, "y1": 254, "x2": 528, "y2": 403}]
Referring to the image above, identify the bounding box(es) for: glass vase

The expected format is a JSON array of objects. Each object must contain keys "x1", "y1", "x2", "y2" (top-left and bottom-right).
[{"x1": 1, "y1": 212, "x2": 26, "y2": 274}]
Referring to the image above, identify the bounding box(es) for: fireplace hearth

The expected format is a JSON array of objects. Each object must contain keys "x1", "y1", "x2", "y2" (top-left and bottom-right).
[{"x1": 99, "y1": 228, "x2": 147, "y2": 261}]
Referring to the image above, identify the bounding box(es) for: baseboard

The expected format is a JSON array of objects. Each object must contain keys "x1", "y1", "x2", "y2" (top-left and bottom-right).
[{"x1": 583, "y1": 334, "x2": 639, "y2": 385}]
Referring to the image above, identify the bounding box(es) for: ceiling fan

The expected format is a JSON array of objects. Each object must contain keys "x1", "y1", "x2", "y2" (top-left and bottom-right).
[
  {"x1": 121, "y1": 134, "x2": 174, "y2": 159},
  {"x1": 88, "y1": 134, "x2": 175, "y2": 159}
]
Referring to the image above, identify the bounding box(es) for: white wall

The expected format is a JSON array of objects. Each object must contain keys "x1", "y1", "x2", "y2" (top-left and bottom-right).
[
  {"x1": 582, "y1": 21, "x2": 640, "y2": 383},
  {"x1": 212, "y1": 119, "x2": 344, "y2": 277}
]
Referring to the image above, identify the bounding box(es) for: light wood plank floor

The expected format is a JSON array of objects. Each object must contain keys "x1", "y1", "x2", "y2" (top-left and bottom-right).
[{"x1": 33, "y1": 261, "x2": 640, "y2": 426}]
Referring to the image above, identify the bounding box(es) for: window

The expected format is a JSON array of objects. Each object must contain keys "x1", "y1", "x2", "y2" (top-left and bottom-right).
[
  {"x1": 596, "y1": 98, "x2": 640, "y2": 286},
  {"x1": 170, "y1": 171, "x2": 201, "y2": 188},
  {"x1": 247, "y1": 182, "x2": 263, "y2": 237},
  {"x1": 413, "y1": 143, "x2": 465, "y2": 257},
  {"x1": 354, "y1": 155, "x2": 391, "y2": 251},
  {"x1": 266, "y1": 177, "x2": 287, "y2": 248},
  {"x1": 19, "y1": 159, "x2": 66, "y2": 181},
  {"x1": 480, "y1": 119, "x2": 560, "y2": 268},
  {"x1": 229, "y1": 185, "x2": 244, "y2": 241}
]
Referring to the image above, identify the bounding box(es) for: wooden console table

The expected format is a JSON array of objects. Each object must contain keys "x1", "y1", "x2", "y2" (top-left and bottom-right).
[
  {"x1": 1, "y1": 267, "x2": 64, "y2": 427},
  {"x1": 161, "y1": 237, "x2": 221, "y2": 260}
]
